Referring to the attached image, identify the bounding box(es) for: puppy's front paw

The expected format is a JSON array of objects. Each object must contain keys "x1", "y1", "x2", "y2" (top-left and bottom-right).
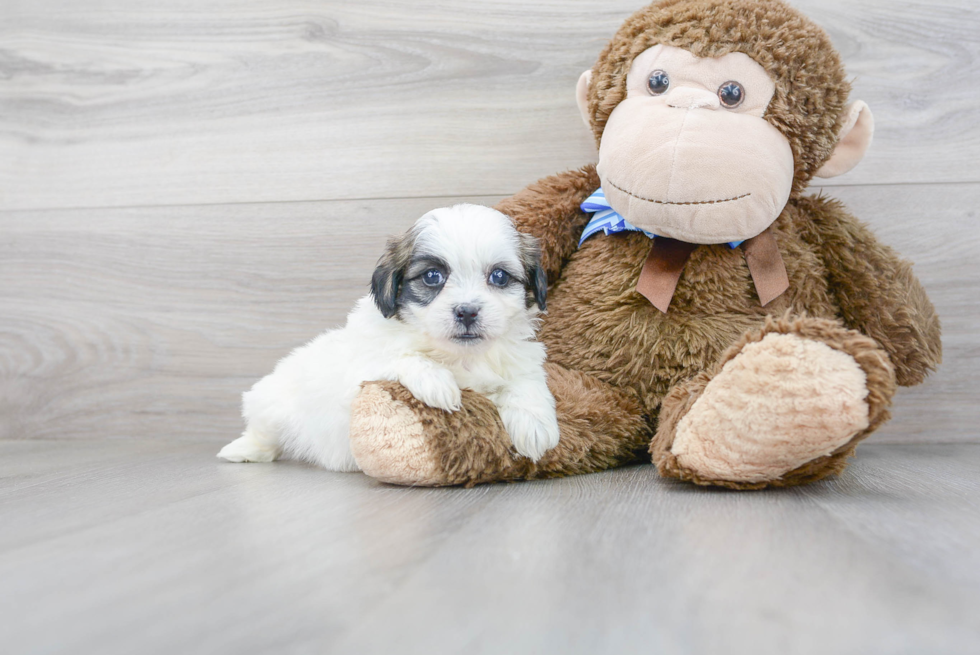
[
  {"x1": 499, "y1": 405, "x2": 560, "y2": 462},
  {"x1": 399, "y1": 366, "x2": 462, "y2": 412}
]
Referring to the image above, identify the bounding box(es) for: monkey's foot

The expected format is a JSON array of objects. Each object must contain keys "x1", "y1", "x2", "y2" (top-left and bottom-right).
[
  {"x1": 349, "y1": 381, "x2": 528, "y2": 487},
  {"x1": 350, "y1": 362, "x2": 651, "y2": 486},
  {"x1": 651, "y1": 316, "x2": 896, "y2": 489}
]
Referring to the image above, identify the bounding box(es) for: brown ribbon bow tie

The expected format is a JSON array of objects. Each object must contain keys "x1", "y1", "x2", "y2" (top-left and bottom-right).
[{"x1": 635, "y1": 227, "x2": 790, "y2": 313}]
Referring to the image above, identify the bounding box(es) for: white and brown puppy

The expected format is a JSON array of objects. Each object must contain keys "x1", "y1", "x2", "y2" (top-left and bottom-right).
[{"x1": 217, "y1": 204, "x2": 559, "y2": 470}]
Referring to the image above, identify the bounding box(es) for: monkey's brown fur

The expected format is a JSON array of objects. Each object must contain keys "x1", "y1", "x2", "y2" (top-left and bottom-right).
[{"x1": 350, "y1": 0, "x2": 942, "y2": 489}]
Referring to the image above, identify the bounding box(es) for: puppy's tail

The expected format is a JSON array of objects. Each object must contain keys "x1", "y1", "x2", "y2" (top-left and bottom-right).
[{"x1": 217, "y1": 424, "x2": 282, "y2": 463}]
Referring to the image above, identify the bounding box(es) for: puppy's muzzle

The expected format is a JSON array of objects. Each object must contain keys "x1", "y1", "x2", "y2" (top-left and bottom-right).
[{"x1": 454, "y1": 304, "x2": 480, "y2": 330}]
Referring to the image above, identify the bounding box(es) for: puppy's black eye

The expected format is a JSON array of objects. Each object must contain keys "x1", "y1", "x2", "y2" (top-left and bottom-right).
[
  {"x1": 648, "y1": 70, "x2": 669, "y2": 96},
  {"x1": 718, "y1": 81, "x2": 745, "y2": 108},
  {"x1": 488, "y1": 269, "x2": 510, "y2": 287},
  {"x1": 422, "y1": 269, "x2": 445, "y2": 287}
]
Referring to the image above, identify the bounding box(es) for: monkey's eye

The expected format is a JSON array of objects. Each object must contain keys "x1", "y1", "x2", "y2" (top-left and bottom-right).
[
  {"x1": 718, "y1": 81, "x2": 745, "y2": 108},
  {"x1": 488, "y1": 269, "x2": 510, "y2": 287},
  {"x1": 422, "y1": 269, "x2": 445, "y2": 287},
  {"x1": 647, "y1": 70, "x2": 670, "y2": 96}
]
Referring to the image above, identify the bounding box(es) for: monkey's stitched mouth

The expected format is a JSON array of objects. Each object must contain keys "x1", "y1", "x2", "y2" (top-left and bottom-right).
[{"x1": 608, "y1": 180, "x2": 751, "y2": 206}]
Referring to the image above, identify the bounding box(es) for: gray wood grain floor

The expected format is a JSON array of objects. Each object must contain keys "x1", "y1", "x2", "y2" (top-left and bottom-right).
[
  {"x1": 1, "y1": 440, "x2": 979, "y2": 655},
  {"x1": 2, "y1": 1, "x2": 979, "y2": 652}
]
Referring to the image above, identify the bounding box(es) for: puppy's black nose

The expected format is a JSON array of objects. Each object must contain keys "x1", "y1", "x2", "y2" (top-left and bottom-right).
[{"x1": 454, "y1": 304, "x2": 480, "y2": 329}]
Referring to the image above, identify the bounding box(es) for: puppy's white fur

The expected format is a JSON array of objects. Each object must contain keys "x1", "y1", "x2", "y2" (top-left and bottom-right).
[{"x1": 218, "y1": 204, "x2": 560, "y2": 470}]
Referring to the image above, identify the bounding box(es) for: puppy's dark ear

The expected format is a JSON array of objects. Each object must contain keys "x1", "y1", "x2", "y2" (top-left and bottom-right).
[
  {"x1": 371, "y1": 230, "x2": 414, "y2": 319},
  {"x1": 518, "y1": 232, "x2": 548, "y2": 311}
]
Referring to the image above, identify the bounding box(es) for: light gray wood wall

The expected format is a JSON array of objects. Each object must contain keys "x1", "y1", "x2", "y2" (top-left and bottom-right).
[{"x1": 2, "y1": 0, "x2": 978, "y2": 445}]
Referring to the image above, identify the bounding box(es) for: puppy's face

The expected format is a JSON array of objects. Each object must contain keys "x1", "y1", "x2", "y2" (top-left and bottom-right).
[{"x1": 371, "y1": 204, "x2": 547, "y2": 352}]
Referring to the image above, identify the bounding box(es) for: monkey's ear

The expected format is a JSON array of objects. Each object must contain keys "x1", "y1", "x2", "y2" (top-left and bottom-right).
[
  {"x1": 576, "y1": 70, "x2": 592, "y2": 129},
  {"x1": 518, "y1": 232, "x2": 548, "y2": 311},
  {"x1": 815, "y1": 101, "x2": 875, "y2": 179},
  {"x1": 370, "y1": 233, "x2": 413, "y2": 319}
]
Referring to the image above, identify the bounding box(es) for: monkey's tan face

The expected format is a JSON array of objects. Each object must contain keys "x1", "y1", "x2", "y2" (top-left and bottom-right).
[{"x1": 592, "y1": 45, "x2": 795, "y2": 244}]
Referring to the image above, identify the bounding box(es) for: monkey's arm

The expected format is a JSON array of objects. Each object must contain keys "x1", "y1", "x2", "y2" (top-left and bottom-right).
[
  {"x1": 796, "y1": 196, "x2": 942, "y2": 386},
  {"x1": 494, "y1": 165, "x2": 600, "y2": 284}
]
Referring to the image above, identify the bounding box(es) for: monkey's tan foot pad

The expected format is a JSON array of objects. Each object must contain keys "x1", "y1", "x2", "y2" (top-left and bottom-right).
[
  {"x1": 349, "y1": 382, "x2": 447, "y2": 486},
  {"x1": 350, "y1": 381, "x2": 527, "y2": 487},
  {"x1": 652, "y1": 317, "x2": 896, "y2": 489}
]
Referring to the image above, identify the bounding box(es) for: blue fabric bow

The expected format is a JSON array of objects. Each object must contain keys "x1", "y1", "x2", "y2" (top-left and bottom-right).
[{"x1": 579, "y1": 187, "x2": 743, "y2": 249}]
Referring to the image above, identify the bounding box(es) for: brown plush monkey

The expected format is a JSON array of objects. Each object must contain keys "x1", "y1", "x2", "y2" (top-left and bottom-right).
[{"x1": 347, "y1": 0, "x2": 942, "y2": 489}]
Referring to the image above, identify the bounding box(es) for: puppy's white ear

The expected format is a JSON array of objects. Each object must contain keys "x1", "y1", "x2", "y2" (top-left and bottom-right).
[
  {"x1": 518, "y1": 233, "x2": 548, "y2": 311},
  {"x1": 371, "y1": 231, "x2": 414, "y2": 319}
]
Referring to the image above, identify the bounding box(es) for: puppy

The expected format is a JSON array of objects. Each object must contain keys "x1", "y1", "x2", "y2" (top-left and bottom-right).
[{"x1": 217, "y1": 204, "x2": 560, "y2": 470}]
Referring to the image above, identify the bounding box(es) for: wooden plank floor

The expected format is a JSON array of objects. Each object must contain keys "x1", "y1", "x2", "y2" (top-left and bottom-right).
[{"x1": 1, "y1": 440, "x2": 979, "y2": 654}]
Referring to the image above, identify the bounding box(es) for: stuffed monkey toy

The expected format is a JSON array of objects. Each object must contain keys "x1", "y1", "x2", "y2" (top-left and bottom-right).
[{"x1": 346, "y1": 0, "x2": 942, "y2": 489}]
